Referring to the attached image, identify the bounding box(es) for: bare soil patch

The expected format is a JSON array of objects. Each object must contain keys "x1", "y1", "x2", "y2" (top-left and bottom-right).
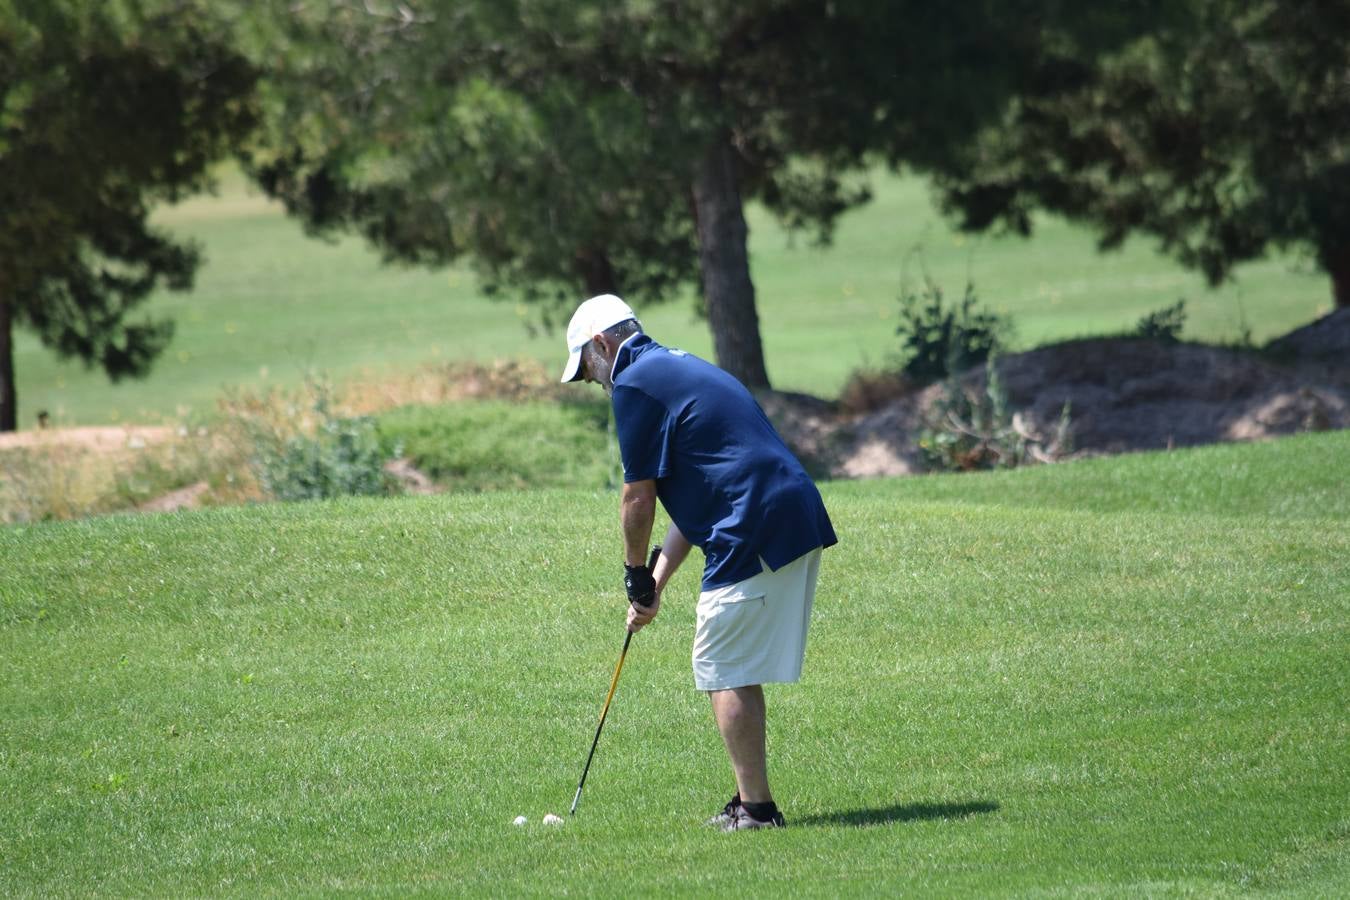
[
  {"x1": 383, "y1": 458, "x2": 437, "y2": 495},
  {"x1": 138, "y1": 480, "x2": 211, "y2": 514},
  {"x1": 0, "y1": 425, "x2": 174, "y2": 454}
]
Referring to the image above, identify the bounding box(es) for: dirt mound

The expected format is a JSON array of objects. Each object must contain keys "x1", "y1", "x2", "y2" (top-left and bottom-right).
[
  {"x1": 977, "y1": 338, "x2": 1349, "y2": 454},
  {"x1": 762, "y1": 335, "x2": 1349, "y2": 478},
  {"x1": 1266, "y1": 307, "x2": 1350, "y2": 361}
]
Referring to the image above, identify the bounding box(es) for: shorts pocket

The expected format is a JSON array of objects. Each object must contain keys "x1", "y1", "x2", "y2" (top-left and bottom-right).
[{"x1": 694, "y1": 591, "x2": 767, "y2": 666}]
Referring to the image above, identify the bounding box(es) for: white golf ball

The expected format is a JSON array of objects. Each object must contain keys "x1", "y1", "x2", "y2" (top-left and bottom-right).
[
  {"x1": 542, "y1": 813, "x2": 563, "y2": 826},
  {"x1": 512, "y1": 815, "x2": 528, "y2": 826}
]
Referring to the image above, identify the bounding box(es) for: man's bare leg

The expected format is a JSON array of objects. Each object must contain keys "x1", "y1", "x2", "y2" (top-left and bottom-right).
[{"x1": 710, "y1": 685, "x2": 771, "y2": 803}]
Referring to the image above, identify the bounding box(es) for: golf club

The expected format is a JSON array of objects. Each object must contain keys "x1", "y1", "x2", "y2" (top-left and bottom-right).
[{"x1": 569, "y1": 544, "x2": 661, "y2": 816}]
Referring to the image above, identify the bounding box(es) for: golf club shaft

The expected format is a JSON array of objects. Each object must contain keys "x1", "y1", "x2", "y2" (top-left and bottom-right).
[
  {"x1": 570, "y1": 545, "x2": 661, "y2": 816},
  {"x1": 570, "y1": 630, "x2": 632, "y2": 815}
]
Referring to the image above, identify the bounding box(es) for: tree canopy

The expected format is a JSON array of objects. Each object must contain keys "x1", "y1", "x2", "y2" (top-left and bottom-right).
[
  {"x1": 935, "y1": 0, "x2": 1350, "y2": 312},
  {"x1": 250, "y1": 1, "x2": 1170, "y2": 388},
  {"x1": 0, "y1": 0, "x2": 258, "y2": 431},
  {"x1": 244, "y1": 2, "x2": 699, "y2": 321}
]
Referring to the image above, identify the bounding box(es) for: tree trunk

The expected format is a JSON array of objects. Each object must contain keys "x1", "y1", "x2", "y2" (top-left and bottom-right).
[
  {"x1": 1326, "y1": 241, "x2": 1350, "y2": 309},
  {"x1": 575, "y1": 247, "x2": 620, "y2": 298},
  {"x1": 691, "y1": 131, "x2": 771, "y2": 389},
  {"x1": 0, "y1": 296, "x2": 15, "y2": 433}
]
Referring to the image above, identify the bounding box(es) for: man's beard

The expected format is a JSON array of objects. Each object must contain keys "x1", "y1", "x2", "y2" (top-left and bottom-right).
[{"x1": 586, "y1": 346, "x2": 615, "y2": 395}]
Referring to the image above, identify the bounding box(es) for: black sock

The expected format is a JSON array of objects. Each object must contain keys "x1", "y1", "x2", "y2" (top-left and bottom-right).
[{"x1": 741, "y1": 800, "x2": 778, "y2": 821}]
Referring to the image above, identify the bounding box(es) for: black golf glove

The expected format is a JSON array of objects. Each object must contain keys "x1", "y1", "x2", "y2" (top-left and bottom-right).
[{"x1": 624, "y1": 562, "x2": 656, "y2": 609}]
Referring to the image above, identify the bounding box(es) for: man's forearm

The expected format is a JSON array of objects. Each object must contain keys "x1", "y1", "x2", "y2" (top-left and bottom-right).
[
  {"x1": 620, "y1": 480, "x2": 657, "y2": 566},
  {"x1": 654, "y1": 524, "x2": 692, "y2": 592}
]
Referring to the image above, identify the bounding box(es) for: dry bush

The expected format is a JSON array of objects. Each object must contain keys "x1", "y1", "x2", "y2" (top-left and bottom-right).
[
  {"x1": 335, "y1": 359, "x2": 567, "y2": 415},
  {"x1": 838, "y1": 368, "x2": 920, "y2": 415},
  {"x1": 0, "y1": 427, "x2": 258, "y2": 524},
  {"x1": 1, "y1": 442, "x2": 113, "y2": 523},
  {"x1": 217, "y1": 359, "x2": 567, "y2": 445}
]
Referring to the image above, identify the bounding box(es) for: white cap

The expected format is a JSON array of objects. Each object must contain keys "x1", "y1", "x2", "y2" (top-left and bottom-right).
[{"x1": 560, "y1": 294, "x2": 638, "y2": 383}]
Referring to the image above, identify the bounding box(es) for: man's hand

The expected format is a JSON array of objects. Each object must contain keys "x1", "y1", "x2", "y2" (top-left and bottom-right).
[
  {"x1": 627, "y1": 591, "x2": 660, "y2": 633},
  {"x1": 624, "y1": 544, "x2": 663, "y2": 633}
]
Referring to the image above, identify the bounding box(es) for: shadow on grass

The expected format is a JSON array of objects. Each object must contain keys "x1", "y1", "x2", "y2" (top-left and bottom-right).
[{"x1": 798, "y1": 800, "x2": 999, "y2": 828}]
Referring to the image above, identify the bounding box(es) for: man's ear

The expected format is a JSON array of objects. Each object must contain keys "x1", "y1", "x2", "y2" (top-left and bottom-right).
[{"x1": 592, "y1": 332, "x2": 616, "y2": 357}]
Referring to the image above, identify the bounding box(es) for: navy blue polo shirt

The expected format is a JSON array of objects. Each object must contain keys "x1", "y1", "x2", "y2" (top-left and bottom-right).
[{"x1": 611, "y1": 334, "x2": 837, "y2": 590}]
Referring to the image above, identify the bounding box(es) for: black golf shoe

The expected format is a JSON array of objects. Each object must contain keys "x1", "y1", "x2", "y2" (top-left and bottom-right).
[
  {"x1": 722, "y1": 803, "x2": 786, "y2": 832},
  {"x1": 706, "y1": 793, "x2": 740, "y2": 828}
]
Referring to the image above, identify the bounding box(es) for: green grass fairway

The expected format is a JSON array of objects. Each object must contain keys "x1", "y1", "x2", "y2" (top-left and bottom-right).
[
  {"x1": 3, "y1": 433, "x2": 1346, "y2": 895},
  {"x1": 12, "y1": 169, "x2": 1334, "y2": 427}
]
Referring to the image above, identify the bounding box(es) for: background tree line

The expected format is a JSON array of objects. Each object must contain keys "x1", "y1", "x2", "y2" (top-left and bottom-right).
[{"x1": 1, "y1": 0, "x2": 1346, "y2": 432}]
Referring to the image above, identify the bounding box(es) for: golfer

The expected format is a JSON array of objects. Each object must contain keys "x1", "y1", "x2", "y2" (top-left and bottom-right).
[{"x1": 561, "y1": 293, "x2": 836, "y2": 831}]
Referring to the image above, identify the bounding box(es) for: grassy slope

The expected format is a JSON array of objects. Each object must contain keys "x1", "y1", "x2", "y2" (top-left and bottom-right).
[
  {"x1": 12, "y1": 171, "x2": 1333, "y2": 427},
  {"x1": 376, "y1": 399, "x2": 616, "y2": 493},
  {"x1": 2, "y1": 433, "x2": 1346, "y2": 896}
]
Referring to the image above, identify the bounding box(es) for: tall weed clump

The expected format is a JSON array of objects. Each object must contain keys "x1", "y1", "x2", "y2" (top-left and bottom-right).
[{"x1": 919, "y1": 356, "x2": 1073, "y2": 472}]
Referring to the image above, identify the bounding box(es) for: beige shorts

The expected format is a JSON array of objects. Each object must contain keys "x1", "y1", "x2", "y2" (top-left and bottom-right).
[{"x1": 691, "y1": 547, "x2": 823, "y2": 692}]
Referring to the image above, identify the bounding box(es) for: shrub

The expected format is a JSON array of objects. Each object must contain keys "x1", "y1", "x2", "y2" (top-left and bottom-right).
[
  {"x1": 918, "y1": 357, "x2": 1072, "y2": 472},
  {"x1": 1135, "y1": 300, "x2": 1187, "y2": 343},
  {"x1": 241, "y1": 383, "x2": 401, "y2": 502},
  {"x1": 897, "y1": 278, "x2": 1009, "y2": 381}
]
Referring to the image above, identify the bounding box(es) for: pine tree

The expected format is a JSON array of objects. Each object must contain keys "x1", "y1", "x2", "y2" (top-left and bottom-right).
[{"x1": 0, "y1": 0, "x2": 258, "y2": 431}]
